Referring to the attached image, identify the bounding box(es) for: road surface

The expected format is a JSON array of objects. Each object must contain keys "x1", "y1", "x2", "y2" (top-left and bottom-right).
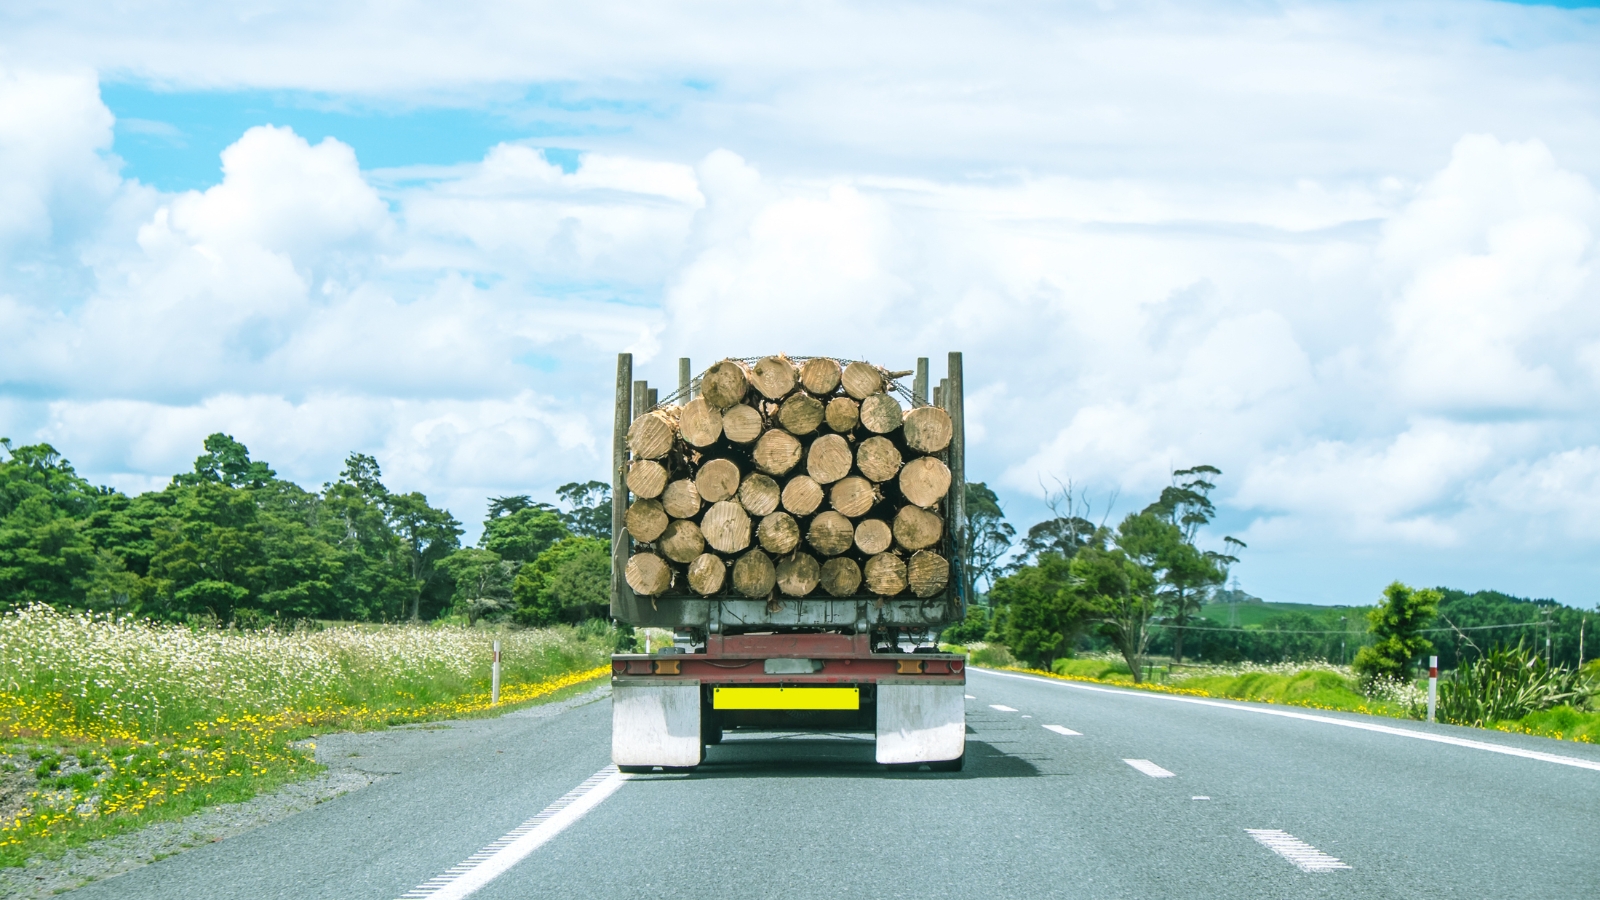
[{"x1": 64, "y1": 668, "x2": 1600, "y2": 899}]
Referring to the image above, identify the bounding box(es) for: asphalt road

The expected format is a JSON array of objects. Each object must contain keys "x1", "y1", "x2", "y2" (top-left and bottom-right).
[{"x1": 64, "y1": 668, "x2": 1600, "y2": 900}]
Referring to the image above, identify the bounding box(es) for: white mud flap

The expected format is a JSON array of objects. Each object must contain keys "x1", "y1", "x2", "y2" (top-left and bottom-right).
[
  {"x1": 612, "y1": 679, "x2": 703, "y2": 768},
  {"x1": 875, "y1": 682, "x2": 966, "y2": 764}
]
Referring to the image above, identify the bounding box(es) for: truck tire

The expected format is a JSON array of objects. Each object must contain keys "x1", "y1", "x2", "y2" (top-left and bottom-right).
[
  {"x1": 929, "y1": 755, "x2": 965, "y2": 773},
  {"x1": 618, "y1": 765, "x2": 654, "y2": 774}
]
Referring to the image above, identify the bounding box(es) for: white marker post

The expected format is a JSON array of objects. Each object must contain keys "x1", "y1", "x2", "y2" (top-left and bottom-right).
[
  {"x1": 1427, "y1": 655, "x2": 1438, "y2": 723},
  {"x1": 492, "y1": 639, "x2": 502, "y2": 706}
]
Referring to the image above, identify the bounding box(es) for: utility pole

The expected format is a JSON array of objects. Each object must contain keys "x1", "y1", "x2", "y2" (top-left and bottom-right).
[
  {"x1": 1339, "y1": 616, "x2": 1347, "y2": 665},
  {"x1": 1543, "y1": 607, "x2": 1553, "y2": 666}
]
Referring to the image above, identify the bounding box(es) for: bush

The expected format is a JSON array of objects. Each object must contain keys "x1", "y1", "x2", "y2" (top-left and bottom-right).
[
  {"x1": 1437, "y1": 642, "x2": 1595, "y2": 727},
  {"x1": 1353, "y1": 582, "x2": 1440, "y2": 683}
]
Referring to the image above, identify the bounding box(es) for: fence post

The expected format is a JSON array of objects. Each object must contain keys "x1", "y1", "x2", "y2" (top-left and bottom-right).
[
  {"x1": 492, "y1": 639, "x2": 502, "y2": 706},
  {"x1": 1426, "y1": 655, "x2": 1437, "y2": 723}
]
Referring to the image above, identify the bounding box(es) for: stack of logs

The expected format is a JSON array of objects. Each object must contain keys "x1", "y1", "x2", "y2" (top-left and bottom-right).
[{"x1": 622, "y1": 356, "x2": 954, "y2": 602}]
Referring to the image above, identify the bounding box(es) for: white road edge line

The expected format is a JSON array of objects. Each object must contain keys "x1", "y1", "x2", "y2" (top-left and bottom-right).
[
  {"x1": 396, "y1": 765, "x2": 628, "y2": 900},
  {"x1": 965, "y1": 694, "x2": 976, "y2": 699},
  {"x1": 989, "y1": 704, "x2": 1018, "y2": 712},
  {"x1": 1042, "y1": 724, "x2": 1081, "y2": 736},
  {"x1": 1246, "y1": 829, "x2": 1351, "y2": 872},
  {"x1": 1124, "y1": 758, "x2": 1176, "y2": 778},
  {"x1": 972, "y1": 668, "x2": 1600, "y2": 773}
]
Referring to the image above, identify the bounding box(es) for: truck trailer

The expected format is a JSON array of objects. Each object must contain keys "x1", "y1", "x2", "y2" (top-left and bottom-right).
[{"x1": 609, "y1": 353, "x2": 969, "y2": 772}]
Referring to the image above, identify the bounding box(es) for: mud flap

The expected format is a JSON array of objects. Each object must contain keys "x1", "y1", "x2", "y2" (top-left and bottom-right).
[
  {"x1": 875, "y1": 683, "x2": 966, "y2": 764},
  {"x1": 612, "y1": 679, "x2": 703, "y2": 768}
]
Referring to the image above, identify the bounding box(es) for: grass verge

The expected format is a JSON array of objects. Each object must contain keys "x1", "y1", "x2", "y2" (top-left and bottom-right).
[{"x1": 0, "y1": 605, "x2": 614, "y2": 867}]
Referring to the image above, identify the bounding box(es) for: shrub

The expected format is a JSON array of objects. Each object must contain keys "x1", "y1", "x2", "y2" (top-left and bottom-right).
[
  {"x1": 1353, "y1": 581, "x2": 1440, "y2": 683},
  {"x1": 1437, "y1": 642, "x2": 1595, "y2": 727}
]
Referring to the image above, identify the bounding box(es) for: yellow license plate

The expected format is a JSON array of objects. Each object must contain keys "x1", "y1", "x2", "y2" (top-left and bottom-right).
[{"x1": 712, "y1": 686, "x2": 860, "y2": 710}]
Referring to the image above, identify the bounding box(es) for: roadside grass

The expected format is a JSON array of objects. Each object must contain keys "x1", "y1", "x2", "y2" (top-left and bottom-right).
[{"x1": 0, "y1": 605, "x2": 614, "y2": 867}]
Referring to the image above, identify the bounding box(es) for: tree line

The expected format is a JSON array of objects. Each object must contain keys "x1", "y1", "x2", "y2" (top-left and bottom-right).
[{"x1": 0, "y1": 435, "x2": 612, "y2": 628}]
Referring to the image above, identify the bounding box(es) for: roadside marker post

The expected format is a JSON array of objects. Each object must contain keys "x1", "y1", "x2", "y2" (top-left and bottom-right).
[
  {"x1": 492, "y1": 639, "x2": 502, "y2": 706},
  {"x1": 1427, "y1": 655, "x2": 1437, "y2": 723}
]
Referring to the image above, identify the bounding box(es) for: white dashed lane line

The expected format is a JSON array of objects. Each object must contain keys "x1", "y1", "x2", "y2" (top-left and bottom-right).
[
  {"x1": 964, "y1": 694, "x2": 976, "y2": 699},
  {"x1": 1123, "y1": 759, "x2": 1176, "y2": 778},
  {"x1": 1042, "y1": 724, "x2": 1081, "y2": 736},
  {"x1": 1246, "y1": 829, "x2": 1351, "y2": 872},
  {"x1": 989, "y1": 704, "x2": 1018, "y2": 712}
]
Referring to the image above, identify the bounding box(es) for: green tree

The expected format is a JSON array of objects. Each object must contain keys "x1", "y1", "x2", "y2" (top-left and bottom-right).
[
  {"x1": 1139, "y1": 465, "x2": 1243, "y2": 663},
  {"x1": 437, "y1": 548, "x2": 517, "y2": 624},
  {"x1": 992, "y1": 553, "x2": 1083, "y2": 669},
  {"x1": 962, "y1": 482, "x2": 1015, "y2": 607},
  {"x1": 171, "y1": 433, "x2": 276, "y2": 490},
  {"x1": 1077, "y1": 520, "x2": 1160, "y2": 683},
  {"x1": 481, "y1": 506, "x2": 568, "y2": 563},
  {"x1": 0, "y1": 496, "x2": 97, "y2": 609},
  {"x1": 1354, "y1": 581, "x2": 1441, "y2": 683},
  {"x1": 512, "y1": 536, "x2": 611, "y2": 625},
  {"x1": 385, "y1": 492, "x2": 463, "y2": 621},
  {"x1": 555, "y1": 481, "x2": 612, "y2": 540}
]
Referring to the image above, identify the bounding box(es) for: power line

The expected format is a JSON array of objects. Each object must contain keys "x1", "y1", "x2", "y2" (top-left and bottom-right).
[{"x1": 1150, "y1": 621, "x2": 1545, "y2": 636}]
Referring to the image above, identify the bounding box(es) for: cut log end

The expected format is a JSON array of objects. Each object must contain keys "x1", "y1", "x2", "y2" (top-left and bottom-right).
[
  {"x1": 738, "y1": 472, "x2": 781, "y2": 517},
  {"x1": 808, "y1": 510, "x2": 855, "y2": 556},
  {"x1": 687, "y1": 553, "x2": 726, "y2": 596},
  {"x1": 902, "y1": 405, "x2": 953, "y2": 453},
  {"x1": 678, "y1": 396, "x2": 724, "y2": 448},
  {"x1": 854, "y1": 518, "x2": 893, "y2": 555},
  {"x1": 856, "y1": 435, "x2": 902, "y2": 483},
  {"x1": 778, "y1": 393, "x2": 825, "y2": 436},
  {"x1": 858, "y1": 393, "x2": 903, "y2": 435},
  {"x1": 893, "y1": 505, "x2": 943, "y2": 551},
  {"x1": 701, "y1": 359, "x2": 750, "y2": 409},
  {"x1": 661, "y1": 478, "x2": 703, "y2": 519},
  {"x1": 898, "y1": 456, "x2": 951, "y2": 509},
  {"x1": 732, "y1": 549, "x2": 776, "y2": 598},
  {"x1": 659, "y1": 519, "x2": 706, "y2": 564},
  {"x1": 753, "y1": 429, "x2": 803, "y2": 476},
  {"x1": 721, "y1": 404, "x2": 764, "y2": 444},
  {"x1": 625, "y1": 553, "x2": 673, "y2": 596},
  {"x1": 781, "y1": 475, "x2": 824, "y2": 516},
  {"x1": 775, "y1": 551, "x2": 821, "y2": 597},
  {"x1": 625, "y1": 459, "x2": 668, "y2": 499},
  {"x1": 829, "y1": 476, "x2": 878, "y2": 519},
  {"x1": 819, "y1": 557, "x2": 862, "y2": 597},
  {"x1": 757, "y1": 511, "x2": 802, "y2": 555},
  {"x1": 824, "y1": 397, "x2": 860, "y2": 434},
  {"x1": 702, "y1": 500, "x2": 753, "y2": 554},
  {"x1": 841, "y1": 361, "x2": 884, "y2": 400},
  {"x1": 626, "y1": 409, "x2": 676, "y2": 459},
  {"x1": 800, "y1": 357, "x2": 842, "y2": 395},
  {"x1": 625, "y1": 498, "x2": 669, "y2": 543},
  {"x1": 750, "y1": 355, "x2": 798, "y2": 400},
  {"x1": 806, "y1": 433, "x2": 853, "y2": 484},
  {"x1": 864, "y1": 553, "x2": 907, "y2": 597},
  {"x1": 696, "y1": 458, "x2": 742, "y2": 503},
  {"x1": 907, "y1": 550, "x2": 949, "y2": 598}
]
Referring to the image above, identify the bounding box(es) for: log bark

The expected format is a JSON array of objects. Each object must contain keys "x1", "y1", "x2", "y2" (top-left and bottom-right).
[
  {"x1": 757, "y1": 511, "x2": 801, "y2": 554},
  {"x1": 806, "y1": 433, "x2": 853, "y2": 484},
  {"x1": 854, "y1": 518, "x2": 893, "y2": 555},
  {"x1": 625, "y1": 552, "x2": 673, "y2": 596},
  {"x1": 864, "y1": 552, "x2": 907, "y2": 597},
  {"x1": 687, "y1": 553, "x2": 726, "y2": 596},
  {"x1": 753, "y1": 429, "x2": 803, "y2": 476},
  {"x1": 659, "y1": 519, "x2": 706, "y2": 564},
  {"x1": 625, "y1": 498, "x2": 669, "y2": 542},
  {"x1": 858, "y1": 393, "x2": 903, "y2": 434},
  {"x1": 625, "y1": 459, "x2": 668, "y2": 499},
  {"x1": 661, "y1": 478, "x2": 702, "y2": 519},
  {"x1": 807, "y1": 510, "x2": 855, "y2": 556},
  {"x1": 626, "y1": 409, "x2": 676, "y2": 459},
  {"x1": 777, "y1": 393, "x2": 824, "y2": 436},
  {"x1": 819, "y1": 557, "x2": 862, "y2": 597},
  {"x1": 824, "y1": 397, "x2": 860, "y2": 433},
  {"x1": 841, "y1": 361, "x2": 884, "y2": 400},
  {"x1": 893, "y1": 505, "x2": 943, "y2": 551},
  {"x1": 721, "y1": 403, "x2": 764, "y2": 444},
  {"x1": 678, "y1": 397, "x2": 723, "y2": 448},
  {"x1": 855, "y1": 435, "x2": 902, "y2": 483},
  {"x1": 702, "y1": 500, "x2": 753, "y2": 553},
  {"x1": 732, "y1": 549, "x2": 776, "y2": 598},
  {"x1": 907, "y1": 550, "x2": 949, "y2": 598},
  {"x1": 750, "y1": 355, "x2": 798, "y2": 400},
  {"x1": 902, "y1": 405, "x2": 952, "y2": 453},
  {"x1": 781, "y1": 475, "x2": 824, "y2": 516},
  {"x1": 829, "y1": 476, "x2": 878, "y2": 518},
  {"x1": 701, "y1": 359, "x2": 750, "y2": 409},
  {"x1": 775, "y1": 551, "x2": 821, "y2": 597},
  {"x1": 738, "y1": 472, "x2": 781, "y2": 517},
  {"x1": 799, "y1": 357, "x2": 842, "y2": 395},
  {"x1": 695, "y1": 458, "x2": 742, "y2": 503},
  {"x1": 898, "y1": 456, "x2": 951, "y2": 509}
]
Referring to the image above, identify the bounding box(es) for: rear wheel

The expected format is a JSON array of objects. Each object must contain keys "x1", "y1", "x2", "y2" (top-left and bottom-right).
[
  {"x1": 928, "y1": 754, "x2": 964, "y2": 772},
  {"x1": 618, "y1": 765, "x2": 653, "y2": 774}
]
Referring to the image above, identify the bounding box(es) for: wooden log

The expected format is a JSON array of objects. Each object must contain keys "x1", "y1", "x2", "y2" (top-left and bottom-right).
[
  {"x1": 799, "y1": 357, "x2": 842, "y2": 395},
  {"x1": 738, "y1": 472, "x2": 781, "y2": 517},
  {"x1": 702, "y1": 500, "x2": 752, "y2": 553},
  {"x1": 898, "y1": 456, "x2": 951, "y2": 509},
  {"x1": 841, "y1": 361, "x2": 883, "y2": 400},
  {"x1": 625, "y1": 459, "x2": 668, "y2": 499},
  {"x1": 757, "y1": 511, "x2": 801, "y2": 554},
  {"x1": 902, "y1": 405, "x2": 952, "y2": 453},
  {"x1": 661, "y1": 478, "x2": 702, "y2": 519},
  {"x1": 701, "y1": 359, "x2": 750, "y2": 409},
  {"x1": 907, "y1": 550, "x2": 949, "y2": 598},
  {"x1": 854, "y1": 518, "x2": 893, "y2": 555},
  {"x1": 753, "y1": 429, "x2": 803, "y2": 476},
  {"x1": 819, "y1": 557, "x2": 862, "y2": 597},
  {"x1": 659, "y1": 519, "x2": 706, "y2": 564},
  {"x1": 696, "y1": 458, "x2": 742, "y2": 503},
  {"x1": 732, "y1": 549, "x2": 776, "y2": 598},
  {"x1": 855, "y1": 435, "x2": 902, "y2": 483},
  {"x1": 829, "y1": 476, "x2": 878, "y2": 518},
  {"x1": 750, "y1": 355, "x2": 798, "y2": 400},
  {"x1": 824, "y1": 396, "x2": 860, "y2": 433},
  {"x1": 859, "y1": 393, "x2": 903, "y2": 434},
  {"x1": 625, "y1": 552, "x2": 673, "y2": 596},
  {"x1": 778, "y1": 393, "x2": 825, "y2": 436},
  {"x1": 687, "y1": 552, "x2": 726, "y2": 595},
  {"x1": 678, "y1": 397, "x2": 723, "y2": 448},
  {"x1": 807, "y1": 510, "x2": 855, "y2": 556},
  {"x1": 775, "y1": 551, "x2": 821, "y2": 597},
  {"x1": 626, "y1": 409, "x2": 676, "y2": 459},
  {"x1": 806, "y1": 433, "x2": 853, "y2": 484},
  {"x1": 722, "y1": 403, "x2": 764, "y2": 444},
  {"x1": 625, "y1": 498, "x2": 669, "y2": 542},
  {"x1": 893, "y1": 505, "x2": 943, "y2": 551},
  {"x1": 781, "y1": 475, "x2": 823, "y2": 516},
  {"x1": 864, "y1": 552, "x2": 907, "y2": 597}
]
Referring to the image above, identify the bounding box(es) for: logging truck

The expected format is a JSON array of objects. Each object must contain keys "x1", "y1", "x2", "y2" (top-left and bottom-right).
[{"x1": 609, "y1": 353, "x2": 969, "y2": 772}]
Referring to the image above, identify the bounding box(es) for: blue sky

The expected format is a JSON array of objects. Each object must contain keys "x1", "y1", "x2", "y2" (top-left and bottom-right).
[{"x1": 2, "y1": 0, "x2": 1599, "y2": 607}]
